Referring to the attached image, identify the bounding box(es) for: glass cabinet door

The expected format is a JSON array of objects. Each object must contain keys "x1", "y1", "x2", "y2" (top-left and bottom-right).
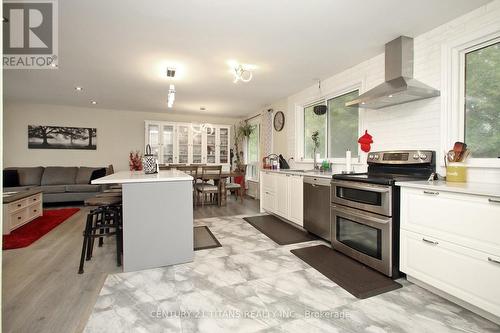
[
  {"x1": 191, "y1": 125, "x2": 203, "y2": 164},
  {"x1": 162, "y1": 124, "x2": 175, "y2": 164},
  {"x1": 146, "y1": 123, "x2": 160, "y2": 161},
  {"x1": 177, "y1": 125, "x2": 189, "y2": 164},
  {"x1": 219, "y1": 127, "x2": 229, "y2": 164},
  {"x1": 206, "y1": 126, "x2": 216, "y2": 164}
]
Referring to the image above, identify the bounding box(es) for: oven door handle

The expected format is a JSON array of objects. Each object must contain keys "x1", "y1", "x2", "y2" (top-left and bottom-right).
[
  {"x1": 331, "y1": 204, "x2": 390, "y2": 224},
  {"x1": 332, "y1": 181, "x2": 391, "y2": 193}
]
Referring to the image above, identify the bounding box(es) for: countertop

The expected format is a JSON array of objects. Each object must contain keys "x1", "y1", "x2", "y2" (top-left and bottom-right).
[
  {"x1": 3, "y1": 187, "x2": 42, "y2": 203},
  {"x1": 92, "y1": 170, "x2": 193, "y2": 184},
  {"x1": 396, "y1": 180, "x2": 500, "y2": 198},
  {"x1": 261, "y1": 169, "x2": 335, "y2": 179}
]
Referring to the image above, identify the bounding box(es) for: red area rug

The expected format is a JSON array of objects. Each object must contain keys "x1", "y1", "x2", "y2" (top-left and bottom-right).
[{"x1": 3, "y1": 208, "x2": 80, "y2": 250}]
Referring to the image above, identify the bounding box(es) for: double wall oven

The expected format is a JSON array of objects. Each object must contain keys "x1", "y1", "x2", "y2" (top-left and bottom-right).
[{"x1": 330, "y1": 150, "x2": 435, "y2": 277}]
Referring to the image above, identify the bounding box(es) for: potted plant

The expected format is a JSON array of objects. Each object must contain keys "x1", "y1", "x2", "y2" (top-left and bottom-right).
[
  {"x1": 233, "y1": 121, "x2": 254, "y2": 171},
  {"x1": 311, "y1": 131, "x2": 320, "y2": 169}
]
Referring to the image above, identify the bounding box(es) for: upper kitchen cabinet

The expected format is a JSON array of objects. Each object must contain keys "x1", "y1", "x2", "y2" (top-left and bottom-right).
[{"x1": 145, "y1": 121, "x2": 231, "y2": 166}]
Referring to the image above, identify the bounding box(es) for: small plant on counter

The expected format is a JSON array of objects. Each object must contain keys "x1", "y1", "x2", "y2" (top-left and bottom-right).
[{"x1": 129, "y1": 150, "x2": 143, "y2": 171}]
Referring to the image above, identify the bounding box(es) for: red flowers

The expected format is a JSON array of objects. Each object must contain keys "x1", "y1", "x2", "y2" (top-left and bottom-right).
[{"x1": 129, "y1": 151, "x2": 143, "y2": 171}]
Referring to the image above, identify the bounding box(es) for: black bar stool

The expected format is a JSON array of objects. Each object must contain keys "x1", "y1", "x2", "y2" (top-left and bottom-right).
[{"x1": 78, "y1": 204, "x2": 123, "y2": 274}]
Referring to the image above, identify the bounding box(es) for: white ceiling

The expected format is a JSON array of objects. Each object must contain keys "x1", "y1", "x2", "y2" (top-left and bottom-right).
[{"x1": 4, "y1": 0, "x2": 491, "y2": 118}]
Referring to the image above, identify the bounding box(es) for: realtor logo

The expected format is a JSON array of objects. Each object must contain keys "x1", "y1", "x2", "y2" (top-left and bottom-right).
[{"x1": 3, "y1": 0, "x2": 58, "y2": 69}]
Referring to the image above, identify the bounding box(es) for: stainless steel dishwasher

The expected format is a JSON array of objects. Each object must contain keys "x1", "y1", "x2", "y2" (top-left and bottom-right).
[{"x1": 303, "y1": 176, "x2": 331, "y2": 241}]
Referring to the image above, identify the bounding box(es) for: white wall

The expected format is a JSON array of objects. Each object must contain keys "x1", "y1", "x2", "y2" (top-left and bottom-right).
[
  {"x1": 269, "y1": 0, "x2": 500, "y2": 183},
  {"x1": 3, "y1": 103, "x2": 238, "y2": 171}
]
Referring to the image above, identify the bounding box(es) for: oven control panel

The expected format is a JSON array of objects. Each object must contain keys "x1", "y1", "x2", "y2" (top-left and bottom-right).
[{"x1": 367, "y1": 150, "x2": 433, "y2": 164}]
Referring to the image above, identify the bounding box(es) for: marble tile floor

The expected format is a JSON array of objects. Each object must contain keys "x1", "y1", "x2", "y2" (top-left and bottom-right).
[{"x1": 84, "y1": 215, "x2": 500, "y2": 333}]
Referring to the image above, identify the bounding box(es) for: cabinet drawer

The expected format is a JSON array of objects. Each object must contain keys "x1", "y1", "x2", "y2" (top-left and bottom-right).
[
  {"x1": 400, "y1": 229, "x2": 500, "y2": 317},
  {"x1": 401, "y1": 188, "x2": 500, "y2": 255},
  {"x1": 261, "y1": 172, "x2": 277, "y2": 193},
  {"x1": 28, "y1": 204, "x2": 42, "y2": 218},
  {"x1": 9, "y1": 198, "x2": 27, "y2": 212},
  {"x1": 27, "y1": 193, "x2": 42, "y2": 205},
  {"x1": 10, "y1": 208, "x2": 28, "y2": 229}
]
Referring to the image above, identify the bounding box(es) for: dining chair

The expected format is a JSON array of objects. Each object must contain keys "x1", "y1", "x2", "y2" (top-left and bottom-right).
[
  {"x1": 196, "y1": 165, "x2": 222, "y2": 206},
  {"x1": 226, "y1": 165, "x2": 247, "y2": 202},
  {"x1": 176, "y1": 165, "x2": 198, "y2": 207}
]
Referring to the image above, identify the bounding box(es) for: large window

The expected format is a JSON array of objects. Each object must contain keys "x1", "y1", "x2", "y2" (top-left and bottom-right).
[
  {"x1": 464, "y1": 41, "x2": 499, "y2": 159},
  {"x1": 246, "y1": 124, "x2": 260, "y2": 180},
  {"x1": 303, "y1": 90, "x2": 359, "y2": 160}
]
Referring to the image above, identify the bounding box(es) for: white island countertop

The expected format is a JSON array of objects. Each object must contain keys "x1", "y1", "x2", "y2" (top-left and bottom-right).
[
  {"x1": 92, "y1": 170, "x2": 193, "y2": 184},
  {"x1": 396, "y1": 180, "x2": 500, "y2": 198}
]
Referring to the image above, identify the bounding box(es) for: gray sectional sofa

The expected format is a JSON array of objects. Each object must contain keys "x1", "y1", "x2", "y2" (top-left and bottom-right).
[{"x1": 4, "y1": 166, "x2": 111, "y2": 203}]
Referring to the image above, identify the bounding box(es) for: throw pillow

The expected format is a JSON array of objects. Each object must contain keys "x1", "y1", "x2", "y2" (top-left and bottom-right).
[
  {"x1": 3, "y1": 169, "x2": 20, "y2": 187},
  {"x1": 89, "y1": 168, "x2": 106, "y2": 184}
]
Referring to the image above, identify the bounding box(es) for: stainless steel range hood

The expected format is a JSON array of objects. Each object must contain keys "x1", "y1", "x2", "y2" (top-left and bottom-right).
[{"x1": 346, "y1": 36, "x2": 440, "y2": 109}]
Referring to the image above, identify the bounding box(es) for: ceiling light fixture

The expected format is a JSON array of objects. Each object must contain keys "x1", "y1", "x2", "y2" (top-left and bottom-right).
[
  {"x1": 228, "y1": 60, "x2": 256, "y2": 83},
  {"x1": 166, "y1": 67, "x2": 176, "y2": 78},
  {"x1": 167, "y1": 84, "x2": 176, "y2": 108}
]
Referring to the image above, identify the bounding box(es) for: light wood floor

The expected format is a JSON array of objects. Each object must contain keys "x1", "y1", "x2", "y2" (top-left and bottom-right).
[{"x1": 2, "y1": 197, "x2": 260, "y2": 333}]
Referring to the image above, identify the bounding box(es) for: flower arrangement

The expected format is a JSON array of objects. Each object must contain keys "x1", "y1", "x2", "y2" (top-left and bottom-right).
[{"x1": 129, "y1": 151, "x2": 143, "y2": 171}]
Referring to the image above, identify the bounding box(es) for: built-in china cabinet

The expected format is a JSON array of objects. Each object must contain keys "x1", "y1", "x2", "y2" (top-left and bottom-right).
[{"x1": 145, "y1": 121, "x2": 231, "y2": 167}]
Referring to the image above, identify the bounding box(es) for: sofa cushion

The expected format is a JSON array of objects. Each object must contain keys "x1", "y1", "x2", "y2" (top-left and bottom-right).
[
  {"x1": 75, "y1": 167, "x2": 101, "y2": 184},
  {"x1": 3, "y1": 170, "x2": 20, "y2": 187},
  {"x1": 65, "y1": 184, "x2": 101, "y2": 193},
  {"x1": 41, "y1": 167, "x2": 78, "y2": 185},
  {"x1": 6, "y1": 167, "x2": 44, "y2": 186},
  {"x1": 40, "y1": 185, "x2": 67, "y2": 194}
]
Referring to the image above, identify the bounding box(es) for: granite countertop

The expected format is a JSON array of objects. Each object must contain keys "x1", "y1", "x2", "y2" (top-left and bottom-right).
[
  {"x1": 396, "y1": 180, "x2": 500, "y2": 198},
  {"x1": 91, "y1": 170, "x2": 193, "y2": 184},
  {"x1": 261, "y1": 169, "x2": 334, "y2": 179}
]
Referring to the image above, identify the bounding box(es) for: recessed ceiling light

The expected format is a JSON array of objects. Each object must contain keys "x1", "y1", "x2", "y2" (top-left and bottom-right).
[
  {"x1": 388, "y1": 94, "x2": 393, "y2": 98},
  {"x1": 90, "y1": 100, "x2": 97, "y2": 105},
  {"x1": 75, "y1": 86, "x2": 83, "y2": 91}
]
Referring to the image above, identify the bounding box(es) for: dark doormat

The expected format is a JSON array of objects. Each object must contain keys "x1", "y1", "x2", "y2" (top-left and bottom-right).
[
  {"x1": 194, "y1": 226, "x2": 222, "y2": 251},
  {"x1": 243, "y1": 215, "x2": 317, "y2": 245},
  {"x1": 291, "y1": 245, "x2": 402, "y2": 299}
]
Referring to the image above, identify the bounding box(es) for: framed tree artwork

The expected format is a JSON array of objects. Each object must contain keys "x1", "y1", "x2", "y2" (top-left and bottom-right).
[{"x1": 28, "y1": 125, "x2": 97, "y2": 150}]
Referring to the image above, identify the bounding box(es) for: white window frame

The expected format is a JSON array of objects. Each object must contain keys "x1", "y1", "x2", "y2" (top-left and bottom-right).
[
  {"x1": 295, "y1": 82, "x2": 363, "y2": 164},
  {"x1": 245, "y1": 118, "x2": 261, "y2": 182},
  {"x1": 441, "y1": 27, "x2": 500, "y2": 169}
]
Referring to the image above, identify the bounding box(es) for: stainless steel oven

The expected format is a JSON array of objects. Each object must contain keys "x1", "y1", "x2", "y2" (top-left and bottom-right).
[
  {"x1": 331, "y1": 180, "x2": 392, "y2": 216},
  {"x1": 331, "y1": 204, "x2": 393, "y2": 276}
]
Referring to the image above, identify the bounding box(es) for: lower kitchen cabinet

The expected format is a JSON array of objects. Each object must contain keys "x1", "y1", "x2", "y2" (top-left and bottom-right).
[
  {"x1": 400, "y1": 186, "x2": 500, "y2": 320},
  {"x1": 260, "y1": 171, "x2": 303, "y2": 227}
]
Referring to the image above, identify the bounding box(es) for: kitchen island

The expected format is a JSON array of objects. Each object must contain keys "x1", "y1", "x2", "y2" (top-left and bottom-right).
[{"x1": 92, "y1": 170, "x2": 194, "y2": 272}]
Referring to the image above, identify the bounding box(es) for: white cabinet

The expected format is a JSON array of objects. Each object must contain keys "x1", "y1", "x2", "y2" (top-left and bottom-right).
[
  {"x1": 400, "y1": 186, "x2": 500, "y2": 320},
  {"x1": 3, "y1": 192, "x2": 43, "y2": 235},
  {"x1": 260, "y1": 171, "x2": 304, "y2": 227},
  {"x1": 288, "y1": 175, "x2": 304, "y2": 226},
  {"x1": 145, "y1": 121, "x2": 230, "y2": 166}
]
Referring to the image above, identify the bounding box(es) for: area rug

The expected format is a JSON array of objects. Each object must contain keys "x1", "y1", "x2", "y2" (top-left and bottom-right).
[
  {"x1": 3, "y1": 208, "x2": 80, "y2": 250},
  {"x1": 243, "y1": 214, "x2": 317, "y2": 245},
  {"x1": 291, "y1": 245, "x2": 402, "y2": 299},
  {"x1": 194, "y1": 226, "x2": 222, "y2": 251}
]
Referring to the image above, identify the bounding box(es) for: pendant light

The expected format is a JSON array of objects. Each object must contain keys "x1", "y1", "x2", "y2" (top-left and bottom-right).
[{"x1": 313, "y1": 79, "x2": 327, "y2": 115}]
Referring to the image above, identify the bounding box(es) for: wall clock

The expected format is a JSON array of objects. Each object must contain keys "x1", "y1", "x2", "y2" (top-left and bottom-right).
[{"x1": 273, "y1": 111, "x2": 285, "y2": 132}]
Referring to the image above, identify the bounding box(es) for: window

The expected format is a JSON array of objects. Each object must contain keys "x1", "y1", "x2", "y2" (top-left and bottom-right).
[
  {"x1": 464, "y1": 41, "x2": 499, "y2": 159},
  {"x1": 304, "y1": 103, "x2": 326, "y2": 159},
  {"x1": 246, "y1": 124, "x2": 260, "y2": 180},
  {"x1": 303, "y1": 90, "x2": 359, "y2": 160}
]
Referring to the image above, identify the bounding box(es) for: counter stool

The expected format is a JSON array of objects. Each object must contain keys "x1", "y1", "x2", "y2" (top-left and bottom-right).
[{"x1": 78, "y1": 205, "x2": 123, "y2": 274}]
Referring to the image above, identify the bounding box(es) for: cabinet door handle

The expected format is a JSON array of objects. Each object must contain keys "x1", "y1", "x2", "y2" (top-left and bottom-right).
[
  {"x1": 17, "y1": 216, "x2": 22, "y2": 220},
  {"x1": 17, "y1": 204, "x2": 22, "y2": 207},
  {"x1": 488, "y1": 198, "x2": 500, "y2": 204},
  {"x1": 422, "y1": 238, "x2": 439, "y2": 245},
  {"x1": 488, "y1": 257, "x2": 500, "y2": 265},
  {"x1": 423, "y1": 190, "x2": 439, "y2": 196}
]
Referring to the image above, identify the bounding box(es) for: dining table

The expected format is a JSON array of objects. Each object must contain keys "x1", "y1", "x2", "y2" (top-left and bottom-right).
[{"x1": 198, "y1": 170, "x2": 244, "y2": 206}]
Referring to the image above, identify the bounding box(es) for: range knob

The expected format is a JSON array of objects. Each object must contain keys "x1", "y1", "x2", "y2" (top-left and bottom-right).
[
  {"x1": 368, "y1": 154, "x2": 374, "y2": 160},
  {"x1": 413, "y1": 154, "x2": 420, "y2": 160},
  {"x1": 419, "y1": 153, "x2": 427, "y2": 159},
  {"x1": 374, "y1": 154, "x2": 379, "y2": 159}
]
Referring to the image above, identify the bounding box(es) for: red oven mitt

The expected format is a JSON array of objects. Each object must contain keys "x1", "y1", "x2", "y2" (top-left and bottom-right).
[{"x1": 358, "y1": 130, "x2": 373, "y2": 153}]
